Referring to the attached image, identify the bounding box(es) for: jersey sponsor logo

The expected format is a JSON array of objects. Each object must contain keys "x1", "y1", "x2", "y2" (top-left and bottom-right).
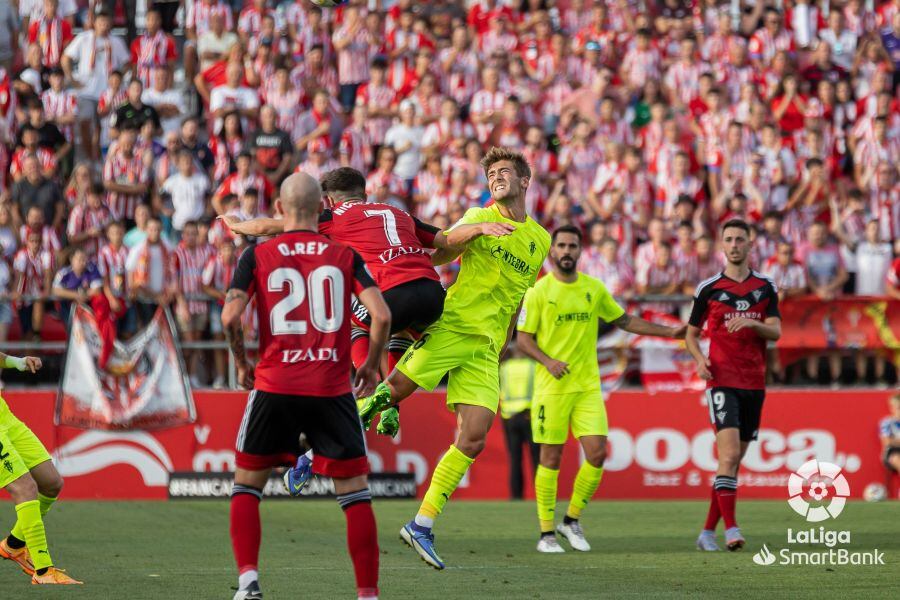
[
  {"x1": 725, "y1": 311, "x2": 762, "y2": 321},
  {"x1": 555, "y1": 312, "x2": 592, "y2": 325},
  {"x1": 280, "y1": 348, "x2": 340, "y2": 363},
  {"x1": 735, "y1": 299, "x2": 751, "y2": 311},
  {"x1": 277, "y1": 241, "x2": 329, "y2": 257},
  {"x1": 490, "y1": 244, "x2": 533, "y2": 276},
  {"x1": 378, "y1": 245, "x2": 428, "y2": 264}
]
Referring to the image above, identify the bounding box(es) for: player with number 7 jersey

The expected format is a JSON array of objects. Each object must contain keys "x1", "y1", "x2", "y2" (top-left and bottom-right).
[{"x1": 222, "y1": 167, "x2": 452, "y2": 382}]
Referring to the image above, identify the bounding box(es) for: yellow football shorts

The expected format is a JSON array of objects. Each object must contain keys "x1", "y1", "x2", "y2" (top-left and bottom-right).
[
  {"x1": 396, "y1": 324, "x2": 500, "y2": 413},
  {"x1": 531, "y1": 390, "x2": 608, "y2": 445},
  {"x1": 0, "y1": 412, "x2": 52, "y2": 489}
]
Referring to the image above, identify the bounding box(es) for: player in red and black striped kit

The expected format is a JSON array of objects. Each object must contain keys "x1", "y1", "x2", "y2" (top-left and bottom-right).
[
  {"x1": 686, "y1": 219, "x2": 782, "y2": 553},
  {"x1": 222, "y1": 173, "x2": 391, "y2": 600}
]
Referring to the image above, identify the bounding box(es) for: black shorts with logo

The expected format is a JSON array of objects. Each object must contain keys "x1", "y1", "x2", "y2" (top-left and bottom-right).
[
  {"x1": 884, "y1": 448, "x2": 900, "y2": 472},
  {"x1": 706, "y1": 387, "x2": 765, "y2": 442},
  {"x1": 235, "y1": 390, "x2": 368, "y2": 478},
  {"x1": 351, "y1": 277, "x2": 446, "y2": 335}
]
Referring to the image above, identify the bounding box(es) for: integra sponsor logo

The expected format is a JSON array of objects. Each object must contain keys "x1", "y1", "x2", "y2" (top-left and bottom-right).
[
  {"x1": 491, "y1": 244, "x2": 532, "y2": 275},
  {"x1": 555, "y1": 312, "x2": 591, "y2": 325}
]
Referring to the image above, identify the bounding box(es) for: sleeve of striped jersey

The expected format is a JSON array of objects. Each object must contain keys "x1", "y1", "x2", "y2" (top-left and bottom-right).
[
  {"x1": 229, "y1": 246, "x2": 256, "y2": 293},
  {"x1": 351, "y1": 250, "x2": 378, "y2": 294},
  {"x1": 688, "y1": 286, "x2": 710, "y2": 328}
]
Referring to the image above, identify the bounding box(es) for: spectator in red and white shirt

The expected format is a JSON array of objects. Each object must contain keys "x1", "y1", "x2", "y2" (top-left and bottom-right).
[
  {"x1": 12, "y1": 228, "x2": 54, "y2": 338},
  {"x1": 130, "y1": 8, "x2": 177, "y2": 87},
  {"x1": 438, "y1": 26, "x2": 480, "y2": 106},
  {"x1": 26, "y1": 0, "x2": 73, "y2": 68},
  {"x1": 332, "y1": 5, "x2": 372, "y2": 112},
  {"x1": 238, "y1": 0, "x2": 279, "y2": 46},
  {"x1": 293, "y1": 89, "x2": 341, "y2": 153},
  {"x1": 422, "y1": 97, "x2": 475, "y2": 155},
  {"x1": 9, "y1": 126, "x2": 58, "y2": 183},
  {"x1": 748, "y1": 7, "x2": 796, "y2": 68},
  {"x1": 469, "y1": 66, "x2": 506, "y2": 143},
  {"x1": 354, "y1": 57, "x2": 396, "y2": 148},
  {"x1": 103, "y1": 126, "x2": 149, "y2": 222},
  {"x1": 201, "y1": 237, "x2": 236, "y2": 389},
  {"x1": 93, "y1": 219, "x2": 132, "y2": 367},
  {"x1": 367, "y1": 146, "x2": 408, "y2": 209},
  {"x1": 339, "y1": 103, "x2": 374, "y2": 174},
  {"x1": 208, "y1": 61, "x2": 260, "y2": 135},
  {"x1": 212, "y1": 150, "x2": 274, "y2": 215},
  {"x1": 67, "y1": 183, "x2": 111, "y2": 258},
  {"x1": 636, "y1": 241, "x2": 681, "y2": 315},
  {"x1": 664, "y1": 37, "x2": 706, "y2": 110},
  {"x1": 263, "y1": 65, "x2": 303, "y2": 135},
  {"x1": 173, "y1": 220, "x2": 212, "y2": 385},
  {"x1": 586, "y1": 236, "x2": 635, "y2": 299},
  {"x1": 620, "y1": 29, "x2": 662, "y2": 94},
  {"x1": 295, "y1": 138, "x2": 340, "y2": 181},
  {"x1": 41, "y1": 66, "x2": 77, "y2": 143},
  {"x1": 763, "y1": 240, "x2": 809, "y2": 301},
  {"x1": 19, "y1": 205, "x2": 62, "y2": 256}
]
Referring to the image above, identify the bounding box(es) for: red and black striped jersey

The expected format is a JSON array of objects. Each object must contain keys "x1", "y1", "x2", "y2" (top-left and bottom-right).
[{"x1": 688, "y1": 271, "x2": 780, "y2": 390}]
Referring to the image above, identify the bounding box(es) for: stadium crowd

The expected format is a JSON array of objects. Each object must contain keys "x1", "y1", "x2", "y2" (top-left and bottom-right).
[{"x1": 0, "y1": 0, "x2": 899, "y2": 387}]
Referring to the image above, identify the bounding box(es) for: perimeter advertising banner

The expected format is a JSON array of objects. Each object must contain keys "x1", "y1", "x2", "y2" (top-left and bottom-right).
[
  {"x1": 55, "y1": 305, "x2": 195, "y2": 430},
  {"x1": 0, "y1": 390, "x2": 891, "y2": 501}
]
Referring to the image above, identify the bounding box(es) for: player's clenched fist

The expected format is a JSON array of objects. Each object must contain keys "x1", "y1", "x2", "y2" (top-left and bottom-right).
[
  {"x1": 235, "y1": 361, "x2": 255, "y2": 389},
  {"x1": 24, "y1": 356, "x2": 43, "y2": 373},
  {"x1": 544, "y1": 359, "x2": 570, "y2": 379},
  {"x1": 479, "y1": 222, "x2": 516, "y2": 237}
]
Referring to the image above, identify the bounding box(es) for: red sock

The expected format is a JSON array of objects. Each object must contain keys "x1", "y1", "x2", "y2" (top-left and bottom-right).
[
  {"x1": 714, "y1": 475, "x2": 738, "y2": 529},
  {"x1": 703, "y1": 486, "x2": 721, "y2": 531},
  {"x1": 230, "y1": 486, "x2": 262, "y2": 574},
  {"x1": 351, "y1": 334, "x2": 370, "y2": 370},
  {"x1": 340, "y1": 495, "x2": 379, "y2": 598},
  {"x1": 387, "y1": 350, "x2": 403, "y2": 373},
  {"x1": 386, "y1": 337, "x2": 413, "y2": 373}
]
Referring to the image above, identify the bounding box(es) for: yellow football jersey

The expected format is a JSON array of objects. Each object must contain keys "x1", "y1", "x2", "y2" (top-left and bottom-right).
[
  {"x1": 518, "y1": 272, "x2": 624, "y2": 395},
  {"x1": 438, "y1": 205, "x2": 550, "y2": 350}
]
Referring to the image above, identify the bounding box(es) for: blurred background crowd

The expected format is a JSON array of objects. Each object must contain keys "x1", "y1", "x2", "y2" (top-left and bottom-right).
[{"x1": 0, "y1": 0, "x2": 899, "y2": 387}]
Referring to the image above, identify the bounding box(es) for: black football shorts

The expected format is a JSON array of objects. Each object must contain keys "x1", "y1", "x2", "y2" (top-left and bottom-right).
[
  {"x1": 706, "y1": 387, "x2": 765, "y2": 442},
  {"x1": 351, "y1": 277, "x2": 446, "y2": 335},
  {"x1": 235, "y1": 390, "x2": 368, "y2": 478}
]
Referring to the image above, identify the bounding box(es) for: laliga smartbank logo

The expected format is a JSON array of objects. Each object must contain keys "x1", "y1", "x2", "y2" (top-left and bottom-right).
[{"x1": 752, "y1": 459, "x2": 885, "y2": 567}]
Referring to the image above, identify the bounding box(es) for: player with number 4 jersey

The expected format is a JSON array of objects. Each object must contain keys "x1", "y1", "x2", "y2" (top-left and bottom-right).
[{"x1": 686, "y1": 219, "x2": 781, "y2": 554}]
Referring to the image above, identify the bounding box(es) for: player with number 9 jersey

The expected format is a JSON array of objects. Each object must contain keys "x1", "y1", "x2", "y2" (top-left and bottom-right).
[{"x1": 229, "y1": 229, "x2": 377, "y2": 396}]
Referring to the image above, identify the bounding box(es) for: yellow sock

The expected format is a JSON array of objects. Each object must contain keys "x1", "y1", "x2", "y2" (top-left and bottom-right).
[
  {"x1": 11, "y1": 493, "x2": 57, "y2": 542},
  {"x1": 534, "y1": 465, "x2": 559, "y2": 533},
  {"x1": 417, "y1": 445, "x2": 474, "y2": 522},
  {"x1": 14, "y1": 500, "x2": 52, "y2": 571},
  {"x1": 566, "y1": 462, "x2": 604, "y2": 520}
]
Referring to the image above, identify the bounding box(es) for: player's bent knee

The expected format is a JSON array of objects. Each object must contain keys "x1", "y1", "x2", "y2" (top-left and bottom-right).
[
  {"x1": 40, "y1": 473, "x2": 63, "y2": 498},
  {"x1": 455, "y1": 436, "x2": 486, "y2": 458},
  {"x1": 585, "y1": 448, "x2": 607, "y2": 468},
  {"x1": 540, "y1": 445, "x2": 564, "y2": 469},
  {"x1": 6, "y1": 474, "x2": 39, "y2": 504}
]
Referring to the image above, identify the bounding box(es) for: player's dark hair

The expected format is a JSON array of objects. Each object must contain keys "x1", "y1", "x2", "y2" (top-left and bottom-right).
[
  {"x1": 806, "y1": 157, "x2": 824, "y2": 169},
  {"x1": 243, "y1": 187, "x2": 259, "y2": 197},
  {"x1": 182, "y1": 220, "x2": 199, "y2": 230},
  {"x1": 762, "y1": 210, "x2": 783, "y2": 221},
  {"x1": 721, "y1": 218, "x2": 751, "y2": 235},
  {"x1": 320, "y1": 167, "x2": 367, "y2": 200},
  {"x1": 106, "y1": 220, "x2": 125, "y2": 231},
  {"x1": 481, "y1": 146, "x2": 531, "y2": 179},
  {"x1": 552, "y1": 224, "x2": 583, "y2": 245}
]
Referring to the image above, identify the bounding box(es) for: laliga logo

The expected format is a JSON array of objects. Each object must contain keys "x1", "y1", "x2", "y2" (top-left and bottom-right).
[{"x1": 787, "y1": 459, "x2": 850, "y2": 522}]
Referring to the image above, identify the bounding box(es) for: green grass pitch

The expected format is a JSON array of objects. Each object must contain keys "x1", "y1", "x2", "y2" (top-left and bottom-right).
[{"x1": 0, "y1": 500, "x2": 897, "y2": 598}]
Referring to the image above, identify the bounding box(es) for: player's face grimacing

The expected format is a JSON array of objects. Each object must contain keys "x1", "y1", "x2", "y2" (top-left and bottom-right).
[
  {"x1": 551, "y1": 232, "x2": 581, "y2": 274},
  {"x1": 487, "y1": 160, "x2": 528, "y2": 203},
  {"x1": 721, "y1": 226, "x2": 750, "y2": 266}
]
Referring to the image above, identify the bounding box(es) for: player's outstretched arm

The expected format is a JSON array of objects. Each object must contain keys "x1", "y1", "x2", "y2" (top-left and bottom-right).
[
  {"x1": 0, "y1": 353, "x2": 42, "y2": 373},
  {"x1": 725, "y1": 316, "x2": 781, "y2": 340},
  {"x1": 612, "y1": 313, "x2": 686, "y2": 339},
  {"x1": 218, "y1": 215, "x2": 285, "y2": 237},
  {"x1": 444, "y1": 221, "x2": 516, "y2": 247},
  {"x1": 685, "y1": 325, "x2": 712, "y2": 380},
  {"x1": 354, "y1": 286, "x2": 391, "y2": 397}
]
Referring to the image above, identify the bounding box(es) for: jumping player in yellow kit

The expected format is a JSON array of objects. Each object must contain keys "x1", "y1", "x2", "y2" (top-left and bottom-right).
[
  {"x1": 0, "y1": 353, "x2": 81, "y2": 584},
  {"x1": 356, "y1": 147, "x2": 551, "y2": 569},
  {"x1": 517, "y1": 226, "x2": 685, "y2": 553}
]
